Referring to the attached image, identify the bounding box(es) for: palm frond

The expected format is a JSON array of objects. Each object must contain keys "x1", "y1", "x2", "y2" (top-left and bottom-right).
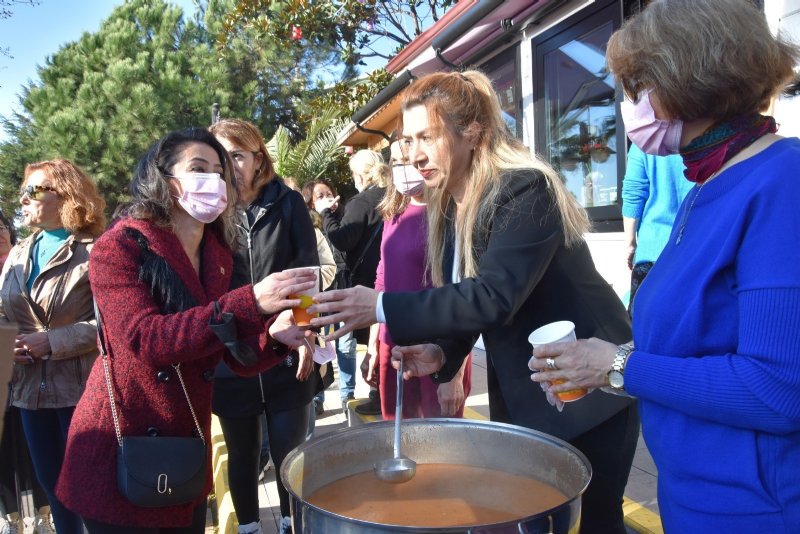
[
  {"x1": 266, "y1": 126, "x2": 292, "y2": 176},
  {"x1": 269, "y1": 107, "x2": 348, "y2": 185}
]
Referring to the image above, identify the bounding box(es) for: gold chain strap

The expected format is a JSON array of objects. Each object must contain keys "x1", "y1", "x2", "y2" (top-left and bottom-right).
[
  {"x1": 172, "y1": 363, "x2": 205, "y2": 444},
  {"x1": 101, "y1": 352, "x2": 124, "y2": 447},
  {"x1": 101, "y1": 356, "x2": 206, "y2": 446}
]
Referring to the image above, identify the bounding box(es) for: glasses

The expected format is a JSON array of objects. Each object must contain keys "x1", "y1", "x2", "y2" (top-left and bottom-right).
[{"x1": 20, "y1": 185, "x2": 58, "y2": 200}]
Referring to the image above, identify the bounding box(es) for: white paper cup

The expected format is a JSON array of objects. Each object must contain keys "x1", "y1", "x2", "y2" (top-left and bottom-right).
[
  {"x1": 528, "y1": 321, "x2": 576, "y2": 347},
  {"x1": 528, "y1": 321, "x2": 586, "y2": 402}
]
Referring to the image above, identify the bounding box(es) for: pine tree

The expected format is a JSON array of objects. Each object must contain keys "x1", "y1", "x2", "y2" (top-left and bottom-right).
[{"x1": 0, "y1": 0, "x2": 331, "y2": 217}]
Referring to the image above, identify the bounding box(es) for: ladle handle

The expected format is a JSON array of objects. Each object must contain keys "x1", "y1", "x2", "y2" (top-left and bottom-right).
[{"x1": 394, "y1": 355, "x2": 403, "y2": 459}]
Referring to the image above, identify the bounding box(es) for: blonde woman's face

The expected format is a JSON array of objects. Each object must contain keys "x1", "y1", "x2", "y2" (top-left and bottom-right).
[
  {"x1": 401, "y1": 104, "x2": 472, "y2": 198},
  {"x1": 20, "y1": 170, "x2": 63, "y2": 231},
  {"x1": 390, "y1": 141, "x2": 409, "y2": 166},
  {"x1": 216, "y1": 137, "x2": 262, "y2": 190}
]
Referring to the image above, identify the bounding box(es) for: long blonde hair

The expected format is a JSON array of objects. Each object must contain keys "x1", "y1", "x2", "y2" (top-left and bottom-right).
[{"x1": 398, "y1": 70, "x2": 589, "y2": 286}]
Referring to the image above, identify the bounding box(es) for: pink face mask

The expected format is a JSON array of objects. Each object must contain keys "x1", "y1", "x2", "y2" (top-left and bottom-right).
[
  {"x1": 391, "y1": 164, "x2": 425, "y2": 197},
  {"x1": 173, "y1": 172, "x2": 228, "y2": 224},
  {"x1": 620, "y1": 90, "x2": 684, "y2": 156}
]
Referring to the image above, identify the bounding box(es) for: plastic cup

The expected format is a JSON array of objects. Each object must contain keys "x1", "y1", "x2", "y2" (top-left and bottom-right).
[
  {"x1": 528, "y1": 321, "x2": 587, "y2": 402},
  {"x1": 286, "y1": 266, "x2": 320, "y2": 328}
]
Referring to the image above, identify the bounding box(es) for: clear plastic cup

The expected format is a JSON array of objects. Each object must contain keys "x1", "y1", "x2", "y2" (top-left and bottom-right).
[{"x1": 285, "y1": 266, "x2": 320, "y2": 328}]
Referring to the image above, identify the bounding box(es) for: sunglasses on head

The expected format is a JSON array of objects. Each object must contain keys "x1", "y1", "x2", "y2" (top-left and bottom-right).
[{"x1": 20, "y1": 184, "x2": 58, "y2": 200}]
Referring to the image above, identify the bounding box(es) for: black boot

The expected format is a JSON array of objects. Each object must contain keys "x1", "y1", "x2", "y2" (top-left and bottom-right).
[{"x1": 355, "y1": 389, "x2": 381, "y2": 415}]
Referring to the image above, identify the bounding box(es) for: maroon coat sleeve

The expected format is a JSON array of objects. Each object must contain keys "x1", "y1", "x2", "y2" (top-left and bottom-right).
[
  {"x1": 223, "y1": 313, "x2": 289, "y2": 376},
  {"x1": 90, "y1": 226, "x2": 284, "y2": 370}
]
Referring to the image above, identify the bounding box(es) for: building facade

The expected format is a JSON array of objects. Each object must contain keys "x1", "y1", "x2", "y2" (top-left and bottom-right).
[{"x1": 338, "y1": 0, "x2": 800, "y2": 300}]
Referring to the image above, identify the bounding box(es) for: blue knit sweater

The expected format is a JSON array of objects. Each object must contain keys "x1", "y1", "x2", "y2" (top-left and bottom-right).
[
  {"x1": 621, "y1": 144, "x2": 693, "y2": 264},
  {"x1": 628, "y1": 137, "x2": 800, "y2": 531}
]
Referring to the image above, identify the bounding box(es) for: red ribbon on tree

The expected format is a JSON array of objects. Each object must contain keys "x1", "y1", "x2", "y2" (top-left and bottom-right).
[{"x1": 291, "y1": 25, "x2": 303, "y2": 40}]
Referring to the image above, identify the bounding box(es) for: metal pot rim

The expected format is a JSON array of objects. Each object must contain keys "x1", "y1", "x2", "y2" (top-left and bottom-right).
[{"x1": 282, "y1": 418, "x2": 592, "y2": 531}]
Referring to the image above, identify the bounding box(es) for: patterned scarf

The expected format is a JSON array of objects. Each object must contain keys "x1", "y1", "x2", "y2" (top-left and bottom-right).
[{"x1": 680, "y1": 114, "x2": 777, "y2": 184}]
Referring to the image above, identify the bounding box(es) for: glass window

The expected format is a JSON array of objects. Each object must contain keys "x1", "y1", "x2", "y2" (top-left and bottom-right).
[
  {"x1": 534, "y1": 2, "x2": 624, "y2": 226},
  {"x1": 481, "y1": 46, "x2": 521, "y2": 139}
]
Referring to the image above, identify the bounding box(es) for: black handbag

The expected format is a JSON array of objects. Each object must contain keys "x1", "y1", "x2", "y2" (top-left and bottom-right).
[
  {"x1": 96, "y1": 302, "x2": 208, "y2": 508},
  {"x1": 345, "y1": 222, "x2": 383, "y2": 288}
]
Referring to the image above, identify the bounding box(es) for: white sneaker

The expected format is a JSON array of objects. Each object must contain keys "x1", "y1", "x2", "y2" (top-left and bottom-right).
[
  {"x1": 0, "y1": 514, "x2": 23, "y2": 534},
  {"x1": 32, "y1": 512, "x2": 55, "y2": 534},
  {"x1": 279, "y1": 516, "x2": 292, "y2": 534}
]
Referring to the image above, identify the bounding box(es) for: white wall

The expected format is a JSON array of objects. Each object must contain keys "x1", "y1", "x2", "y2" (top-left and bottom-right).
[{"x1": 769, "y1": 1, "x2": 800, "y2": 139}]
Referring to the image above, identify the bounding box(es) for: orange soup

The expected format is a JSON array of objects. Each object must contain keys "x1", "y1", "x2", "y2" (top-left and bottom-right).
[
  {"x1": 291, "y1": 294, "x2": 317, "y2": 326},
  {"x1": 306, "y1": 463, "x2": 567, "y2": 527}
]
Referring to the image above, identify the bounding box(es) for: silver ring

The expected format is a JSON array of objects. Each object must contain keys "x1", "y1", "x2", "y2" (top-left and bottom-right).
[{"x1": 545, "y1": 357, "x2": 558, "y2": 370}]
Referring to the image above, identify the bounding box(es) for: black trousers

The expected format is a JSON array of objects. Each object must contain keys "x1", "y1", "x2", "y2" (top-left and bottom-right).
[
  {"x1": 218, "y1": 402, "x2": 310, "y2": 521},
  {"x1": 0, "y1": 405, "x2": 48, "y2": 515},
  {"x1": 628, "y1": 261, "x2": 654, "y2": 317},
  {"x1": 569, "y1": 402, "x2": 640, "y2": 534}
]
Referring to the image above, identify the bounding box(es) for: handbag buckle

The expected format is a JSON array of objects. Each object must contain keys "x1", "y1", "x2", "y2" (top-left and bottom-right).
[{"x1": 157, "y1": 473, "x2": 170, "y2": 494}]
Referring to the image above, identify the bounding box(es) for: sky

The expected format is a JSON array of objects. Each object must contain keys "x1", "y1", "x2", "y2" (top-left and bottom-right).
[{"x1": 0, "y1": 0, "x2": 198, "y2": 142}]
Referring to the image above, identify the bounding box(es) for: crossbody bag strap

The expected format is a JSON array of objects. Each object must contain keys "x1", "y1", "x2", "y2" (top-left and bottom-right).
[
  {"x1": 349, "y1": 221, "x2": 383, "y2": 281},
  {"x1": 95, "y1": 299, "x2": 205, "y2": 446}
]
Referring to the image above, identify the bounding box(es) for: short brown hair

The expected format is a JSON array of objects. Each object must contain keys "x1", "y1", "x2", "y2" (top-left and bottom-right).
[
  {"x1": 209, "y1": 118, "x2": 275, "y2": 191},
  {"x1": 24, "y1": 159, "x2": 106, "y2": 236},
  {"x1": 607, "y1": 0, "x2": 800, "y2": 121}
]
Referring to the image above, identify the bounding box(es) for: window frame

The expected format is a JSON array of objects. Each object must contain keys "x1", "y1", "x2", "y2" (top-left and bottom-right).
[{"x1": 533, "y1": 0, "x2": 625, "y2": 231}]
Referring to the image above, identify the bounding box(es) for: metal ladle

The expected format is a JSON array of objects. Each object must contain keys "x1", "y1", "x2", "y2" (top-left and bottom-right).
[{"x1": 373, "y1": 355, "x2": 417, "y2": 484}]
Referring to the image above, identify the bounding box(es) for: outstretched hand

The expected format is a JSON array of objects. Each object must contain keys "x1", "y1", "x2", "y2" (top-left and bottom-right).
[
  {"x1": 308, "y1": 286, "x2": 379, "y2": 341},
  {"x1": 253, "y1": 268, "x2": 317, "y2": 316},
  {"x1": 314, "y1": 196, "x2": 340, "y2": 214},
  {"x1": 268, "y1": 309, "x2": 314, "y2": 350},
  {"x1": 390, "y1": 344, "x2": 444, "y2": 380}
]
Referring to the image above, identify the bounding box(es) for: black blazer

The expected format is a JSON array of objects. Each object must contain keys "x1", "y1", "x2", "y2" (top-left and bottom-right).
[
  {"x1": 383, "y1": 170, "x2": 634, "y2": 440},
  {"x1": 321, "y1": 185, "x2": 386, "y2": 288},
  {"x1": 214, "y1": 178, "x2": 321, "y2": 415}
]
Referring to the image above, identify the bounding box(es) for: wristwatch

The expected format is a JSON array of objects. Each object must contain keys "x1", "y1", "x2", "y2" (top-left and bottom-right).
[{"x1": 608, "y1": 343, "x2": 634, "y2": 390}]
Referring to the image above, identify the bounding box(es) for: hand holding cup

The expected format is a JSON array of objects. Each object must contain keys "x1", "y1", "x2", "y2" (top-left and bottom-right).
[
  {"x1": 253, "y1": 267, "x2": 317, "y2": 316},
  {"x1": 283, "y1": 266, "x2": 321, "y2": 328},
  {"x1": 527, "y1": 321, "x2": 588, "y2": 403}
]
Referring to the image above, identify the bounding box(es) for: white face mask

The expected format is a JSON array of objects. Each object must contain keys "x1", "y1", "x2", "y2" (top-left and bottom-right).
[
  {"x1": 172, "y1": 172, "x2": 228, "y2": 224},
  {"x1": 353, "y1": 176, "x2": 365, "y2": 193},
  {"x1": 392, "y1": 164, "x2": 425, "y2": 197}
]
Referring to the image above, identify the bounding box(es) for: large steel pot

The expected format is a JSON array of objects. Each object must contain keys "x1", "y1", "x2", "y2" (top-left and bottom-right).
[{"x1": 282, "y1": 419, "x2": 591, "y2": 533}]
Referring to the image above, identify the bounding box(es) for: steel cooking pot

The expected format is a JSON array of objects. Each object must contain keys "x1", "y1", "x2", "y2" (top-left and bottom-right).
[{"x1": 282, "y1": 419, "x2": 591, "y2": 533}]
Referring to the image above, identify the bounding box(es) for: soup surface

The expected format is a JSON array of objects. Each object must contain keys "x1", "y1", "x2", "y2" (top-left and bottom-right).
[{"x1": 306, "y1": 463, "x2": 567, "y2": 527}]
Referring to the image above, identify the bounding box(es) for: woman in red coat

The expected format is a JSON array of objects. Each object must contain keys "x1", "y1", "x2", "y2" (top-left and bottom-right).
[{"x1": 55, "y1": 128, "x2": 316, "y2": 533}]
